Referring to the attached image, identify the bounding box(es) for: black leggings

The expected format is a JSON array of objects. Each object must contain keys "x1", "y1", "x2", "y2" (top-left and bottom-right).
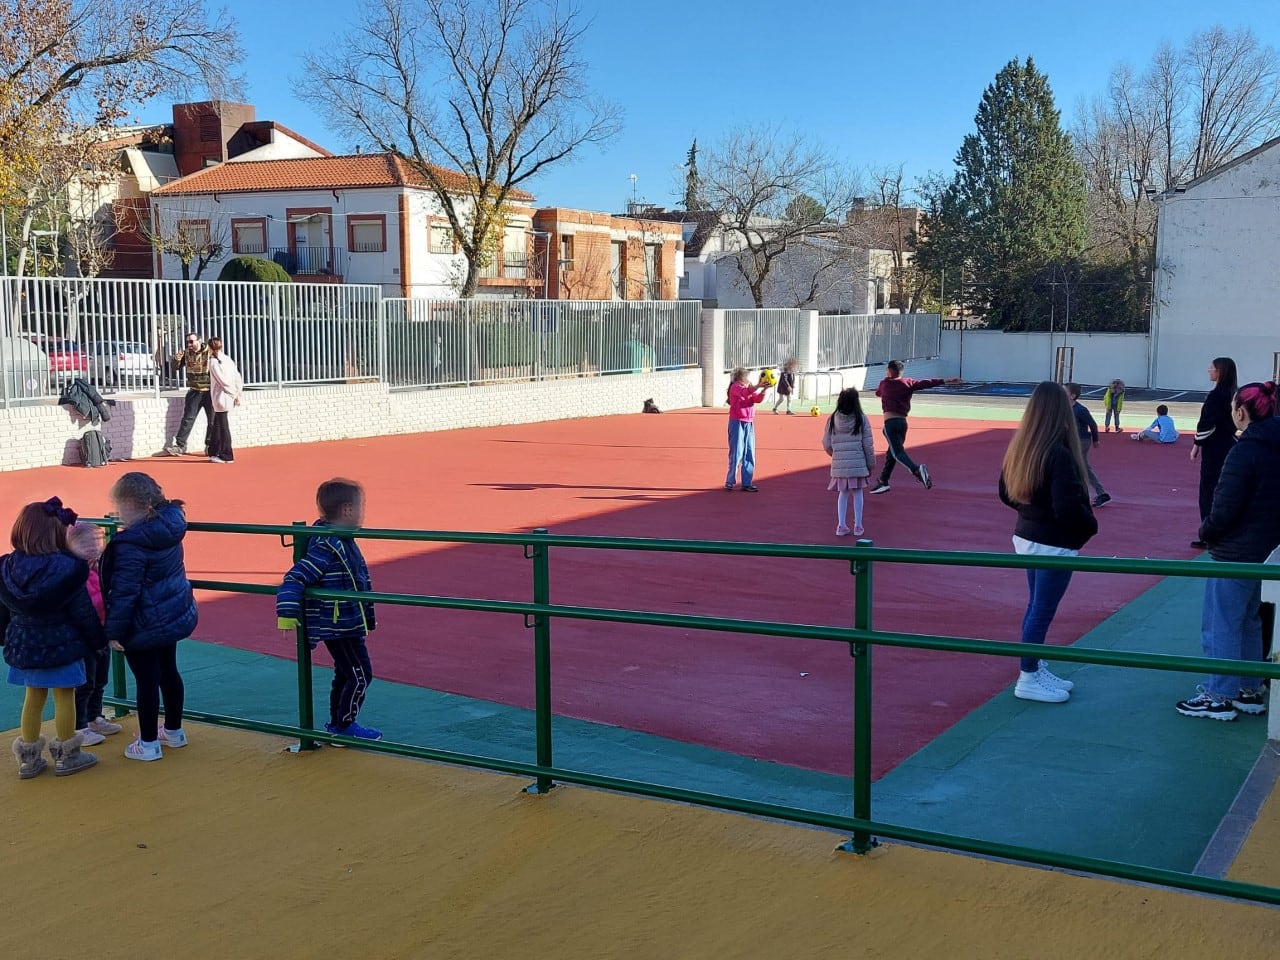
[
  {"x1": 1198, "y1": 442, "x2": 1233, "y2": 521},
  {"x1": 125, "y1": 645, "x2": 185, "y2": 742},
  {"x1": 878, "y1": 417, "x2": 919, "y2": 484},
  {"x1": 75, "y1": 647, "x2": 110, "y2": 729}
]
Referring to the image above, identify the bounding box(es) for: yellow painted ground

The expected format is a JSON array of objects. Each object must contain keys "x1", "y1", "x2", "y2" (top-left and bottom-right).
[
  {"x1": 1, "y1": 723, "x2": 1276, "y2": 960},
  {"x1": 1228, "y1": 748, "x2": 1280, "y2": 888}
]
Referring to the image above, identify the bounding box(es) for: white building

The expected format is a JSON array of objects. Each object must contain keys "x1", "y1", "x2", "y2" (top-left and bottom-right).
[{"x1": 1151, "y1": 136, "x2": 1280, "y2": 389}]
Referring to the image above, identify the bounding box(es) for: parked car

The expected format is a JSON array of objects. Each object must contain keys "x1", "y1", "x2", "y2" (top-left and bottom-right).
[
  {"x1": 87, "y1": 340, "x2": 158, "y2": 387},
  {"x1": 25, "y1": 335, "x2": 88, "y2": 385},
  {"x1": 1, "y1": 338, "x2": 49, "y2": 401}
]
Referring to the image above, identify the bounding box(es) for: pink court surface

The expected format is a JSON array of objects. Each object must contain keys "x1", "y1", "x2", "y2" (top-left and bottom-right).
[{"x1": 0, "y1": 407, "x2": 1203, "y2": 778}]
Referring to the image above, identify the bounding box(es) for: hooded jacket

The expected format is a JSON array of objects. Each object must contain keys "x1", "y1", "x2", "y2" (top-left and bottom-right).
[
  {"x1": 100, "y1": 504, "x2": 198, "y2": 650},
  {"x1": 823, "y1": 411, "x2": 876, "y2": 478},
  {"x1": 1199, "y1": 416, "x2": 1280, "y2": 563},
  {"x1": 277, "y1": 521, "x2": 376, "y2": 647},
  {"x1": 0, "y1": 551, "x2": 105, "y2": 670}
]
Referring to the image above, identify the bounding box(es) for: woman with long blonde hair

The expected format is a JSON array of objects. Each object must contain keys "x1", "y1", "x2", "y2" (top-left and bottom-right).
[{"x1": 999, "y1": 382, "x2": 1098, "y2": 704}]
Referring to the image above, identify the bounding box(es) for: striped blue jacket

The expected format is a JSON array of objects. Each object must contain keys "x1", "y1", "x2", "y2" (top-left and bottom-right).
[{"x1": 277, "y1": 522, "x2": 375, "y2": 647}]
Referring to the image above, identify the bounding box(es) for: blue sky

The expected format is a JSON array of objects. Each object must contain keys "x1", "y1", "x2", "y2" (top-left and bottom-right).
[{"x1": 138, "y1": 0, "x2": 1280, "y2": 210}]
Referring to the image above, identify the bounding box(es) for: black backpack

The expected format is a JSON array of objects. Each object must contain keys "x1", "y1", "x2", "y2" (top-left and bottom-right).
[{"x1": 79, "y1": 430, "x2": 111, "y2": 468}]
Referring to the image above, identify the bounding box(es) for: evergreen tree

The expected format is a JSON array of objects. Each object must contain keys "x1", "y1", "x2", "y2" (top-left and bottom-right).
[
  {"x1": 683, "y1": 138, "x2": 702, "y2": 211},
  {"x1": 917, "y1": 57, "x2": 1087, "y2": 329}
]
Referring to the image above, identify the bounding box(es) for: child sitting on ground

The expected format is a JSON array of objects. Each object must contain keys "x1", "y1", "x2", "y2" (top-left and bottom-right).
[{"x1": 1132, "y1": 405, "x2": 1179, "y2": 443}]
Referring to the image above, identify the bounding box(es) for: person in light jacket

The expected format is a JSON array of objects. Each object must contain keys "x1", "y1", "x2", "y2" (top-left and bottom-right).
[
  {"x1": 822, "y1": 388, "x2": 876, "y2": 537},
  {"x1": 206, "y1": 337, "x2": 243, "y2": 465}
]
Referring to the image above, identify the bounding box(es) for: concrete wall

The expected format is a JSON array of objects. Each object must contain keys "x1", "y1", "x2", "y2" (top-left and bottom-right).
[
  {"x1": 0, "y1": 369, "x2": 702, "y2": 472},
  {"x1": 1151, "y1": 141, "x2": 1280, "y2": 391},
  {"x1": 944, "y1": 330, "x2": 1151, "y2": 386}
]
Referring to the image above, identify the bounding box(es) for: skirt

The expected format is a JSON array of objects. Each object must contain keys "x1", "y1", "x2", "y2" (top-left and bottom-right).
[
  {"x1": 828, "y1": 476, "x2": 871, "y2": 491},
  {"x1": 7, "y1": 661, "x2": 87, "y2": 688}
]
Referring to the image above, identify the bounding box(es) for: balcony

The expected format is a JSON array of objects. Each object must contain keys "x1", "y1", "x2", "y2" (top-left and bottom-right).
[{"x1": 267, "y1": 246, "x2": 346, "y2": 280}]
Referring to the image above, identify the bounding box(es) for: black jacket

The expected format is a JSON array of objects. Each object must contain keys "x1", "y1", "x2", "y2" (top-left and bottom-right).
[
  {"x1": 999, "y1": 442, "x2": 1098, "y2": 551},
  {"x1": 0, "y1": 551, "x2": 105, "y2": 670},
  {"x1": 1194, "y1": 386, "x2": 1236, "y2": 452},
  {"x1": 58, "y1": 377, "x2": 112, "y2": 425},
  {"x1": 1199, "y1": 417, "x2": 1280, "y2": 563},
  {"x1": 1071, "y1": 401, "x2": 1099, "y2": 444},
  {"x1": 101, "y1": 504, "x2": 198, "y2": 650}
]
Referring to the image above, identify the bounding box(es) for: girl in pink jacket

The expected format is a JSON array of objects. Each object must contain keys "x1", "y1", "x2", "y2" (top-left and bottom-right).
[{"x1": 725, "y1": 368, "x2": 768, "y2": 492}]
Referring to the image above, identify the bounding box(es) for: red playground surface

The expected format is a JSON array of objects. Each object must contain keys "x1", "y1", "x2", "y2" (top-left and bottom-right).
[{"x1": 0, "y1": 408, "x2": 1204, "y2": 777}]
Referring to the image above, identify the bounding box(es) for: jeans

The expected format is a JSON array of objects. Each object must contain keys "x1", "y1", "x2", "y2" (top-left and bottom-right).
[
  {"x1": 1200, "y1": 574, "x2": 1263, "y2": 699},
  {"x1": 878, "y1": 417, "x2": 917, "y2": 484},
  {"x1": 173, "y1": 389, "x2": 214, "y2": 451},
  {"x1": 124, "y1": 645, "x2": 185, "y2": 742},
  {"x1": 1104, "y1": 404, "x2": 1121, "y2": 430},
  {"x1": 207, "y1": 411, "x2": 234, "y2": 461},
  {"x1": 726, "y1": 420, "x2": 756, "y2": 487},
  {"x1": 1020, "y1": 567, "x2": 1074, "y2": 673},
  {"x1": 74, "y1": 647, "x2": 110, "y2": 729},
  {"x1": 324, "y1": 637, "x2": 374, "y2": 727},
  {"x1": 1082, "y1": 444, "x2": 1106, "y2": 497}
]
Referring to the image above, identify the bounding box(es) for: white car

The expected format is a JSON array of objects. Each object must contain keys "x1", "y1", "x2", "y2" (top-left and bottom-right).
[{"x1": 87, "y1": 340, "x2": 157, "y2": 387}]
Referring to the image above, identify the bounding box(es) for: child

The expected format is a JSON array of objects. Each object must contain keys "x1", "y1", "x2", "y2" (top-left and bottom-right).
[
  {"x1": 725, "y1": 368, "x2": 768, "y2": 492},
  {"x1": 1133, "y1": 405, "x2": 1179, "y2": 443},
  {"x1": 772, "y1": 359, "x2": 799, "y2": 415},
  {"x1": 103, "y1": 473, "x2": 198, "y2": 761},
  {"x1": 870, "y1": 360, "x2": 961, "y2": 494},
  {"x1": 1102, "y1": 380, "x2": 1125, "y2": 432},
  {"x1": 277, "y1": 479, "x2": 381, "y2": 740},
  {"x1": 68, "y1": 523, "x2": 122, "y2": 746},
  {"x1": 822, "y1": 388, "x2": 876, "y2": 537},
  {"x1": 2, "y1": 498, "x2": 105, "y2": 778},
  {"x1": 1065, "y1": 383, "x2": 1110, "y2": 508}
]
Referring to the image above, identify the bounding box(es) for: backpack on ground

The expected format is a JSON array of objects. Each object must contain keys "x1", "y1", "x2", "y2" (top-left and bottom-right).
[{"x1": 79, "y1": 430, "x2": 111, "y2": 468}]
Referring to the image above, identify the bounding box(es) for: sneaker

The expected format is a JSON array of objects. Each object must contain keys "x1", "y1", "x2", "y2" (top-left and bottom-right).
[
  {"x1": 1130, "y1": 433, "x2": 1141, "y2": 441},
  {"x1": 76, "y1": 727, "x2": 107, "y2": 747},
  {"x1": 163, "y1": 444, "x2": 185, "y2": 457},
  {"x1": 124, "y1": 738, "x2": 164, "y2": 761},
  {"x1": 1175, "y1": 688, "x2": 1237, "y2": 721},
  {"x1": 916, "y1": 464, "x2": 933, "y2": 489},
  {"x1": 89, "y1": 717, "x2": 122, "y2": 736},
  {"x1": 785, "y1": 411, "x2": 794, "y2": 416},
  {"x1": 1231, "y1": 689, "x2": 1267, "y2": 715},
  {"x1": 159, "y1": 727, "x2": 187, "y2": 748},
  {"x1": 1190, "y1": 539, "x2": 1208, "y2": 549},
  {"x1": 208, "y1": 456, "x2": 227, "y2": 464},
  {"x1": 1092, "y1": 493, "x2": 1112, "y2": 508},
  {"x1": 836, "y1": 524, "x2": 851, "y2": 537},
  {"x1": 869, "y1": 483, "x2": 891, "y2": 495},
  {"x1": 742, "y1": 485, "x2": 759, "y2": 493},
  {"x1": 853, "y1": 525, "x2": 864, "y2": 537},
  {"x1": 1014, "y1": 669, "x2": 1070, "y2": 703},
  {"x1": 724, "y1": 483, "x2": 735, "y2": 491},
  {"x1": 328, "y1": 721, "x2": 382, "y2": 741},
  {"x1": 1037, "y1": 661, "x2": 1074, "y2": 692}
]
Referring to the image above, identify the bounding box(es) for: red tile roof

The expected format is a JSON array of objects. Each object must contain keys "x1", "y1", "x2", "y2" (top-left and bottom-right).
[{"x1": 151, "y1": 153, "x2": 534, "y2": 200}]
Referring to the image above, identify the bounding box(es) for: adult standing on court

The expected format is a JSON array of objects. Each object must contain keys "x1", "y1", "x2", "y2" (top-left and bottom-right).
[
  {"x1": 1190, "y1": 357, "x2": 1238, "y2": 549},
  {"x1": 999, "y1": 381, "x2": 1098, "y2": 704},
  {"x1": 206, "y1": 337, "x2": 243, "y2": 464},
  {"x1": 869, "y1": 360, "x2": 960, "y2": 494},
  {"x1": 165, "y1": 333, "x2": 213, "y2": 458},
  {"x1": 1177, "y1": 381, "x2": 1280, "y2": 720}
]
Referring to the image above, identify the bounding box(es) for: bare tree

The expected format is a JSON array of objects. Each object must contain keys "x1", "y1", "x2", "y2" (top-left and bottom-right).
[
  {"x1": 700, "y1": 126, "x2": 858, "y2": 308},
  {"x1": 1186, "y1": 27, "x2": 1280, "y2": 178},
  {"x1": 298, "y1": 0, "x2": 620, "y2": 298},
  {"x1": 843, "y1": 166, "x2": 931, "y2": 312},
  {"x1": 141, "y1": 199, "x2": 227, "y2": 280}
]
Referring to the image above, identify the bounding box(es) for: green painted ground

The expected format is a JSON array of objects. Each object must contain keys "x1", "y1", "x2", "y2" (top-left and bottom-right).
[{"x1": 2, "y1": 569, "x2": 1265, "y2": 873}]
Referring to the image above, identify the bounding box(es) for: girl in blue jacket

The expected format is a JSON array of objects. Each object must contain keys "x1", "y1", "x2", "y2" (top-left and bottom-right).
[
  {"x1": 2, "y1": 498, "x2": 105, "y2": 778},
  {"x1": 103, "y1": 473, "x2": 198, "y2": 761}
]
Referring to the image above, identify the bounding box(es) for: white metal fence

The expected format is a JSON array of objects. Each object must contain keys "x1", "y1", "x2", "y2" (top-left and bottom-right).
[
  {"x1": 722, "y1": 308, "x2": 804, "y2": 372},
  {"x1": 0, "y1": 277, "x2": 701, "y2": 405},
  {"x1": 817, "y1": 313, "x2": 942, "y2": 369}
]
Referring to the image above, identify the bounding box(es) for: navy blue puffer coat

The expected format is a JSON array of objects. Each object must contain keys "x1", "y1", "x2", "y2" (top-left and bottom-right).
[
  {"x1": 101, "y1": 504, "x2": 198, "y2": 650},
  {"x1": 0, "y1": 551, "x2": 106, "y2": 670}
]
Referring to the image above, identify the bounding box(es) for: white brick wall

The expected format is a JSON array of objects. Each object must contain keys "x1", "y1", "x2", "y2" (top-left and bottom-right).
[{"x1": 0, "y1": 370, "x2": 703, "y2": 472}]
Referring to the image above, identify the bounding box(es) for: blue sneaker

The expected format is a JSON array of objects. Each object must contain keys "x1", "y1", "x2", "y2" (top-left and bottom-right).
[{"x1": 326, "y1": 721, "x2": 382, "y2": 741}]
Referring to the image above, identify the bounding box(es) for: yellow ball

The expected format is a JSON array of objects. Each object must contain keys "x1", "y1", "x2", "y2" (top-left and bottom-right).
[{"x1": 810, "y1": 406, "x2": 821, "y2": 417}]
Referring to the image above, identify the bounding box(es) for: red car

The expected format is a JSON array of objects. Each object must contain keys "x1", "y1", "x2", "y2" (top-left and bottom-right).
[{"x1": 27, "y1": 335, "x2": 89, "y2": 384}]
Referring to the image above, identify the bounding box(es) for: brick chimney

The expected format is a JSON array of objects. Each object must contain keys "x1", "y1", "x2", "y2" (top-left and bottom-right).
[{"x1": 171, "y1": 101, "x2": 257, "y2": 176}]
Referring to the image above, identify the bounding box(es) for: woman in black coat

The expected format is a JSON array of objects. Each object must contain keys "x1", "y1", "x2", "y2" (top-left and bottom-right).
[{"x1": 1191, "y1": 357, "x2": 1238, "y2": 547}]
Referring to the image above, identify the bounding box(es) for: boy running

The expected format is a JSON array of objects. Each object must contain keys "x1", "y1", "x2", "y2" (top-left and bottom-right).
[
  {"x1": 1066, "y1": 383, "x2": 1111, "y2": 508},
  {"x1": 870, "y1": 361, "x2": 960, "y2": 494}
]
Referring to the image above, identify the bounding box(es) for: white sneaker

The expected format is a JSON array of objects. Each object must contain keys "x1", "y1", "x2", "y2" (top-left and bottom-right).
[
  {"x1": 1037, "y1": 661, "x2": 1074, "y2": 692},
  {"x1": 159, "y1": 727, "x2": 187, "y2": 748},
  {"x1": 124, "y1": 738, "x2": 163, "y2": 762},
  {"x1": 1014, "y1": 669, "x2": 1070, "y2": 703},
  {"x1": 76, "y1": 727, "x2": 107, "y2": 747}
]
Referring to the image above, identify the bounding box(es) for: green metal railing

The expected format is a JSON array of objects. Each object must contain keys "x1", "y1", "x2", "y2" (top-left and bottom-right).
[{"x1": 95, "y1": 519, "x2": 1280, "y2": 905}]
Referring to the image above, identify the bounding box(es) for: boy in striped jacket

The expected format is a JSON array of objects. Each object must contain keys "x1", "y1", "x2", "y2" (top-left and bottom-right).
[{"x1": 277, "y1": 479, "x2": 381, "y2": 741}]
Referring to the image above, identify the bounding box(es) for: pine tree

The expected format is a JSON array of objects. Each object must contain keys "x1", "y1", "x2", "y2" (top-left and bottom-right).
[
  {"x1": 683, "y1": 138, "x2": 702, "y2": 211},
  {"x1": 917, "y1": 57, "x2": 1087, "y2": 329}
]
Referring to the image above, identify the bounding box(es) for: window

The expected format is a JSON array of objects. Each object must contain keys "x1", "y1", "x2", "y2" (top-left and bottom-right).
[
  {"x1": 429, "y1": 222, "x2": 455, "y2": 254},
  {"x1": 559, "y1": 234, "x2": 574, "y2": 270},
  {"x1": 348, "y1": 216, "x2": 386, "y2": 253},
  {"x1": 503, "y1": 226, "x2": 527, "y2": 278},
  {"x1": 178, "y1": 219, "x2": 211, "y2": 248},
  {"x1": 231, "y1": 218, "x2": 266, "y2": 254},
  {"x1": 611, "y1": 240, "x2": 626, "y2": 299}
]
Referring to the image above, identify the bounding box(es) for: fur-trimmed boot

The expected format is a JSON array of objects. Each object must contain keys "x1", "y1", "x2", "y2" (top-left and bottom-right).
[
  {"x1": 49, "y1": 734, "x2": 98, "y2": 777},
  {"x1": 12, "y1": 736, "x2": 48, "y2": 779}
]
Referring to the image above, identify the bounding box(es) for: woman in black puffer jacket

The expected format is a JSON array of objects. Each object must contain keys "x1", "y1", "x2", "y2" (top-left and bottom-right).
[
  {"x1": 102, "y1": 473, "x2": 197, "y2": 761},
  {"x1": 1176, "y1": 381, "x2": 1280, "y2": 721}
]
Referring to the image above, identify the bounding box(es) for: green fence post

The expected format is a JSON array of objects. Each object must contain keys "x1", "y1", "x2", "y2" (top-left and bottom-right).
[
  {"x1": 104, "y1": 517, "x2": 130, "y2": 719},
  {"x1": 525, "y1": 527, "x2": 555, "y2": 794},
  {"x1": 841, "y1": 538, "x2": 878, "y2": 854},
  {"x1": 289, "y1": 521, "x2": 319, "y2": 752}
]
